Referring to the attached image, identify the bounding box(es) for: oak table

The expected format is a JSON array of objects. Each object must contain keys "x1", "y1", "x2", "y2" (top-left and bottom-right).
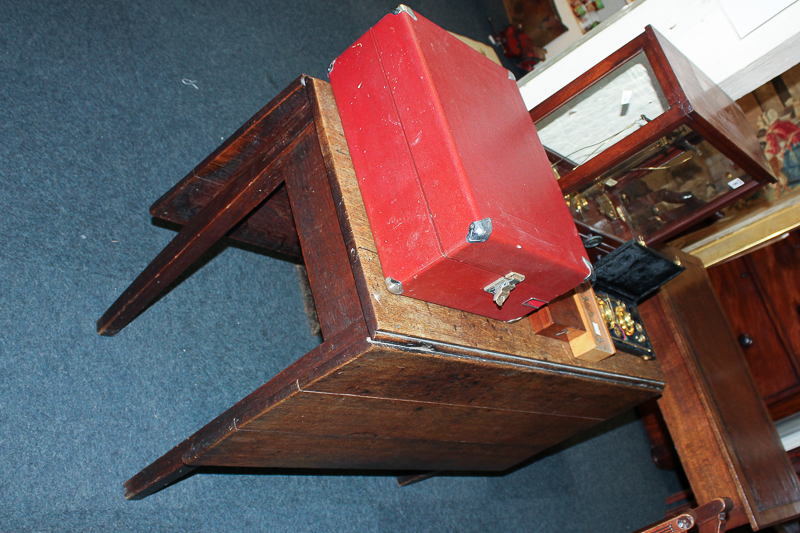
[{"x1": 98, "y1": 76, "x2": 664, "y2": 500}]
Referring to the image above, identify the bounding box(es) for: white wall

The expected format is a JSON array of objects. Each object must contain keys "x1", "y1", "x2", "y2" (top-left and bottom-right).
[{"x1": 518, "y1": 0, "x2": 800, "y2": 110}]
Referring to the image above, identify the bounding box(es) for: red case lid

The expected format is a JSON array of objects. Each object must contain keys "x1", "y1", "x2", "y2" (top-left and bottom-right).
[{"x1": 330, "y1": 7, "x2": 590, "y2": 319}]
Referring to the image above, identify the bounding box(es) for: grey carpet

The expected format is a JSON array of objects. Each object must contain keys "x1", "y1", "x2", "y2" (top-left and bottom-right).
[{"x1": 0, "y1": 0, "x2": 683, "y2": 530}]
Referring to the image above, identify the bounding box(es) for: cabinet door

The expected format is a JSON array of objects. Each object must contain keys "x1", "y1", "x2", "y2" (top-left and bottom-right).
[
  {"x1": 707, "y1": 230, "x2": 800, "y2": 420},
  {"x1": 747, "y1": 231, "x2": 800, "y2": 359}
]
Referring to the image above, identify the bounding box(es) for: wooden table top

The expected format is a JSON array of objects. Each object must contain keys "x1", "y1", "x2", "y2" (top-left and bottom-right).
[{"x1": 310, "y1": 76, "x2": 664, "y2": 386}]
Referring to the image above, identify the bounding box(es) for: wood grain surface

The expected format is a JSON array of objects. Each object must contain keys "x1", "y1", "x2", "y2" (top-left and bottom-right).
[
  {"x1": 530, "y1": 284, "x2": 615, "y2": 362},
  {"x1": 97, "y1": 162, "x2": 286, "y2": 336},
  {"x1": 282, "y1": 127, "x2": 363, "y2": 339},
  {"x1": 746, "y1": 230, "x2": 800, "y2": 362},
  {"x1": 652, "y1": 27, "x2": 773, "y2": 182},
  {"x1": 122, "y1": 77, "x2": 667, "y2": 500},
  {"x1": 708, "y1": 229, "x2": 800, "y2": 421},
  {"x1": 182, "y1": 337, "x2": 658, "y2": 472},
  {"x1": 149, "y1": 79, "x2": 313, "y2": 258},
  {"x1": 708, "y1": 256, "x2": 800, "y2": 403},
  {"x1": 308, "y1": 78, "x2": 663, "y2": 385},
  {"x1": 124, "y1": 319, "x2": 372, "y2": 499},
  {"x1": 651, "y1": 250, "x2": 800, "y2": 530}
]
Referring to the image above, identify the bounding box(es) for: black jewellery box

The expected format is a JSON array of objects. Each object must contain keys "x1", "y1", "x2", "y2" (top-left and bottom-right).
[{"x1": 591, "y1": 240, "x2": 684, "y2": 358}]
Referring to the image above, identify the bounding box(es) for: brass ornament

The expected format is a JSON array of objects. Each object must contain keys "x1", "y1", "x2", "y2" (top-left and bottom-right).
[{"x1": 615, "y1": 304, "x2": 635, "y2": 336}]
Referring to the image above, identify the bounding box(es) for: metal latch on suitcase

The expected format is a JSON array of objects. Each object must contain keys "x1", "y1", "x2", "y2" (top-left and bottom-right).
[{"x1": 484, "y1": 272, "x2": 525, "y2": 307}]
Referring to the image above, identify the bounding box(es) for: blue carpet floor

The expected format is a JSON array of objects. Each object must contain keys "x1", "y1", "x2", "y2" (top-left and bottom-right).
[{"x1": 1, "y1": 0, "x2": 683, "y2": 530}]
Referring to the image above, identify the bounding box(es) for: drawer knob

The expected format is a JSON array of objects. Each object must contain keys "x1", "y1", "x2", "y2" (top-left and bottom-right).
[{"x1": 738, "y1": 333, "x2": 754, "y2": 348}]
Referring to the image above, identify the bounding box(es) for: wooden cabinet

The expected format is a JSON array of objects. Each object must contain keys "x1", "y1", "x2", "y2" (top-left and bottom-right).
[
  {"x1": 642, "y1": 251, "x2": 800, "y2": 530},
  {"x1": 707, "y1": 229, "x2": 800, "y2": 420}
]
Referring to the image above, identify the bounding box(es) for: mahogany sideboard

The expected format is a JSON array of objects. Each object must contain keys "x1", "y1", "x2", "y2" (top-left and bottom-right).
[{"x1": 97, "y1": 77, "x2": 665, "y2": 500}]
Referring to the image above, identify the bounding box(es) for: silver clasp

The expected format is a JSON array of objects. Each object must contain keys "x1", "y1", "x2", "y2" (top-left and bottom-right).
[{"x1": 484, "y1": 272, "x2": 525, "y2": 307}]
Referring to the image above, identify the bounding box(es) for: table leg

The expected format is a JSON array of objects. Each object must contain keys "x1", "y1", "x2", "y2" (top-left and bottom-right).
[
  {"x1": 396, "y1": 471, "x2": 442, "y2": 486},
  {"x1": 97, "y1": 163, "x2": 285, "y2": 336}
]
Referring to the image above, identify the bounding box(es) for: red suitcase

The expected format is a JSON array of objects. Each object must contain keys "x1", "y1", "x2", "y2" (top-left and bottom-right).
[{"x1": 329, "y1": 5, "x2": 590, "y2": 321}]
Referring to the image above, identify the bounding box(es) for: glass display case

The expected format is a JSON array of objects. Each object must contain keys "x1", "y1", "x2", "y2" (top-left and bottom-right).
[
  {"x1": 564, "y1": 125, "x2": 756, "y2": 242},
  {"x1": 530, "y1": 26, "x2": 774, "y2": 244}
]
